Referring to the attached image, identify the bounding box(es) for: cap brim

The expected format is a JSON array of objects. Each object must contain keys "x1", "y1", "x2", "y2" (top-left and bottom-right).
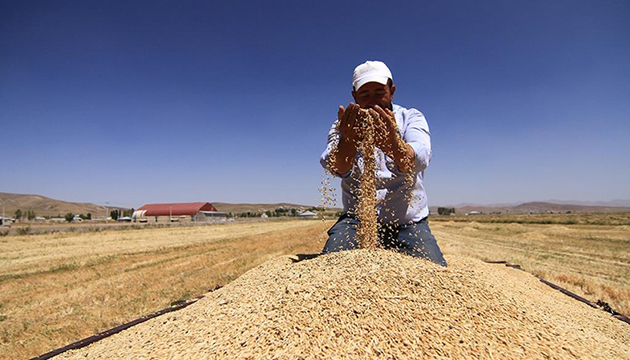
[{"x1": 354, "y1": 75, "x2": 390, "y2": 90}]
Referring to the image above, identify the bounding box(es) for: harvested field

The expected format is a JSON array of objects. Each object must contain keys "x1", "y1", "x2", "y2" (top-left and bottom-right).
[
  {"x1": 0, "y1": 220, "x2": 328, "y2": 360},
  {"x1": 431, "y1": 217, "x2": 630, "y2": 316},
  {"x1": 2, "y1": 215, "x2": 629, "y2": 359},
  {"x1": 57, "y1": 249, "x2": 630, "y2": 359}
]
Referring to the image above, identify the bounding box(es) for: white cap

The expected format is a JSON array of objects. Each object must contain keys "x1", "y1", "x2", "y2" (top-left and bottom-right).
[{"x1": 352, "y1": 60, "x2": 393, "y2": 91}]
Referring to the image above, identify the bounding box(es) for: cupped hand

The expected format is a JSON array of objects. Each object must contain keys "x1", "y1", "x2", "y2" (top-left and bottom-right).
[
  {"x1": 337, "y1": 102, "x2": 365, "y2": 143},
  {"x1": 370, "y1": 105, "x2": 400, "y2": 153}
]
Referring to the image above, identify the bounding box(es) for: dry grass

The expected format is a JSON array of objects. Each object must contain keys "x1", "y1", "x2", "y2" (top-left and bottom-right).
[
  {"x1": 0, "y1": 220, "x2": 329, "y2": 360},
  {"x1": 437, "y1": 211, "x2": 630, "y2": 225},
  {"x1": 432, "y1": 213, "x2": 630, "y2": 316}
]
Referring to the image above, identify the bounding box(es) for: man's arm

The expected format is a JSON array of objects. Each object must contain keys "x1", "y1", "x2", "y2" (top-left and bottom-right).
[
  {"x1": 329, "y1": 134, "x2": 357, "y2": 175},
  {"x1": 386, "y1": 138, "x2": 415, "y2": 173}
]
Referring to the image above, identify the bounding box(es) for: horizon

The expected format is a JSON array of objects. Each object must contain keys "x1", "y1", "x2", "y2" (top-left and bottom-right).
[
  {"x1": 2, "y1": 191, "x2": 630, "y2": 211},
  {"x1": 2, "y1": 1, "x2": 629, "y2": 208}
]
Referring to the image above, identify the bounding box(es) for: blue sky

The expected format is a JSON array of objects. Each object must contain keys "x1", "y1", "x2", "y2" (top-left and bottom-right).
[{"x1": 1, "y1": 0, "x2": 629, "y2": 208}]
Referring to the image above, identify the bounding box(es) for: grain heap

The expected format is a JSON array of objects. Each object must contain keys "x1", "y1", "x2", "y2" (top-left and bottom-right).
[{"x1": 57, "y1": 250, "x2": 630, "y2": 359}]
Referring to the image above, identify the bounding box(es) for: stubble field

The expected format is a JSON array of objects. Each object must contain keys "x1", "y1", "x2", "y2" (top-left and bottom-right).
[
  {"x1": 431, "y1": 212, "x2": 630, "y2": 317},
  {"x1": 1, "y1": 214, "x2": 629, "y2": 359}
]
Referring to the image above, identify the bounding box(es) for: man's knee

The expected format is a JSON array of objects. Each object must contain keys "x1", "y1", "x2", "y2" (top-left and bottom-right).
[
  {"x1": 322, "y1": 216, "x2": 359, "y2": 253},
  {"x1": 399, "y1": 220, "x2": 447, "y2": 267}
]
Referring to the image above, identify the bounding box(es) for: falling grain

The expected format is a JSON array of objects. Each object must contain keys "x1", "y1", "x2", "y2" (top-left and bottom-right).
[
  {"x1": 354, "y1": 109, "x2": 378, "y2": 249},
  {"x1": 321, "y1": 107, "x2": 420, "y2": 248}
]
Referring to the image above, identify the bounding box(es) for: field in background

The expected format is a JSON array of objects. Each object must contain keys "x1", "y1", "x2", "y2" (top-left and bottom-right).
[
  {"x1": 1, "y1": 214, "x2": 629, "y2": 359},
  {"x1": 0, "y1": 220, "x2": 329, "y2": 360},
  {"x1": 431, "y1": 212, "x2": 630, "y2": 318}
]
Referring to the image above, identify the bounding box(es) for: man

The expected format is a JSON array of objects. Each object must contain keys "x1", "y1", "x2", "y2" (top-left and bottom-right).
[{"x1": 320, "y1": 60, "x2": 447, "y2": 267}]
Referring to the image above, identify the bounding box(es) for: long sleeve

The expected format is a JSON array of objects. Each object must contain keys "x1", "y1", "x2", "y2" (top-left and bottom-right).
[{"x1": 396, "y1": 107, "x2": 432, "y2": 173}]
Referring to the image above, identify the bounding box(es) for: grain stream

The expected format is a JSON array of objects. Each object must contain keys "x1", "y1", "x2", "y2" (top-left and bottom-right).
[
  {"x1": 354, "y1": 109, "x2": 378, "y2": 248},
  {"x1": 322, "y1": 109, "x2": 404, "y2": 249}
]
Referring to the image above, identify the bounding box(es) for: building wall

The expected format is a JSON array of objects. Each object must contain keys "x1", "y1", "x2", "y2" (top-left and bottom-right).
[
  {"x1": 141, "y1": 215, "x2": 194, "y2": 223},
  {"x1": 138, "y1": 213, "x2": 228, "y2": 223},
  {"x1": 195, "y1": 211, "x2": 228, "y2": 223}
]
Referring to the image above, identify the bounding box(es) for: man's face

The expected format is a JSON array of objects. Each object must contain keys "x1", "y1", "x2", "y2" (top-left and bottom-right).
[{"x1": 352, "y1": 81, "x2": 396, "y2": 109}]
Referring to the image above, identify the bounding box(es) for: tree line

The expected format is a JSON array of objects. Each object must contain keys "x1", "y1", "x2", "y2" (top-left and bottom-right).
[
  {"x1": 437, "y1": 207, "x2": 456, "y2": 215},
  {"x1": 9, "y1": 208, "x2": 135, "y2": 222},
  {"x1": 231, "y1": 206, "x2": 327, "y2": 218}
]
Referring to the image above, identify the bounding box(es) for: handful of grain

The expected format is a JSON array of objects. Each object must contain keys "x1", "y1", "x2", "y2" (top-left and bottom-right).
[{"x1": 323, "y1": 107, "x2": 416, "y2": 249}]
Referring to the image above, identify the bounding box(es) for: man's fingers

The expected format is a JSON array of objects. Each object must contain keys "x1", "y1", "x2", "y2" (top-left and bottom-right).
[
  {"x1": 367, "y1": 108, "x2": 380, "y2": 121},
  {"x1": 349, "y1": 103, "x2": 360, "y2": 119},
  {"x1": 374, "y1": 105, "x2": 399, "y2": 133},
  {"x1": 338, "y1": 104, "x2": 360, "y2": 142},
  {"x1": 338, "y1": 106, "x2": 347, "y2": 122},
  {"x1": 340, "y1": 105, "x2": 356, "y2": 130},
  {"x1": 373, "y1": 105, "x2": 389, "y2": 121}
]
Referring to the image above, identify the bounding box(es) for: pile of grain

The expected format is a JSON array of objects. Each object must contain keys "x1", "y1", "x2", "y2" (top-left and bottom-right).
[{"x1": 56, "y1": 250, "x2": 630, "y2": 359}]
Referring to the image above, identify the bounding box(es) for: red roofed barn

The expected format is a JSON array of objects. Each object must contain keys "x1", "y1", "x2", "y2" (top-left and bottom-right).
[{"x1": 133, "y1": 202, "x2": 227, "y2": 223}]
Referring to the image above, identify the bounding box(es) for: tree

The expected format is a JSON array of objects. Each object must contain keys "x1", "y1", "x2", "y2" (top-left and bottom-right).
[
  {"x1": 110, "y1": 209, "x2": 119, "y2": 221},
  {"x1": 14, "y1": 209, "x2": 22, "y2": 220},
  {"x1": 65, "y1": 213, "x2": 74, "y2": 222},
  {"x1": 437, "y1": 207, "x2": 456, "y2": 215},
  {"x1": 86, "y1": 213, "x2": 92, "y2": 220},
  {"x1": 20, "y1": 209, "x2": 35, "y2": 220}
]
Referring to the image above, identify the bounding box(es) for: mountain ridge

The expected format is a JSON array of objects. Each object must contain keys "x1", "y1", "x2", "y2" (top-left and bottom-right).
[
  {"x1": 0, "y1": 193, "x2": 320, "y2": 218},
  {"x1": 2, "y1": 192, "x2": 629, "y2": 219},
  {"x1": 439, "y1": 201, "x2": 630, "y2": 214}
]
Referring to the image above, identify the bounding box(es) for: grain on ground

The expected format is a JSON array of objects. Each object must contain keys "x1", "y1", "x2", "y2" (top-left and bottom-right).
[{"x1": 57, "y1": 249, "x2": 630, "y2": 360}]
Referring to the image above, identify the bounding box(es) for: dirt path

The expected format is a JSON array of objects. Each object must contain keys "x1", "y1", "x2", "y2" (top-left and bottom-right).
[{"x1": 56, "y1": 249, "x2": 630, "y2": 359}]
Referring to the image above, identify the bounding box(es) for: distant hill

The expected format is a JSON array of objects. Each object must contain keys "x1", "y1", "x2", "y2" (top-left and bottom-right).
[
  {"x1": 433, "y1": 201, "x2": 630, "y2": 215},
  {"x1": 3, "y1": 192, "x2": 627, "y2": 220},
  {"x1": 0, "y1": 193, "x2": 324, "y2": 219},
  {"x1": 546, "y1": 199, "x2": 630, "y2": 207},
  {"x1": 0, "y1": 192, "x2": 120, "y2": 218}
]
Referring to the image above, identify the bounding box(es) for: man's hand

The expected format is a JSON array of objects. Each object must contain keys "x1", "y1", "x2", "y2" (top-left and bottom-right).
[
  {"x1": 337, "y1": 102, "x2": 364, "y2": 144},
  {"x1": 370, "y1": 105, "x2": 399, "y2": 154},
  {"x1": 330, "y1": 103, "x2": 364, "y2": 175},
  {"x1": 331, "y1": 103, "x2": 415, "y2": 174},
  {"x1": 370, "y1": 105, "x2": 416, "y2": 173}
]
